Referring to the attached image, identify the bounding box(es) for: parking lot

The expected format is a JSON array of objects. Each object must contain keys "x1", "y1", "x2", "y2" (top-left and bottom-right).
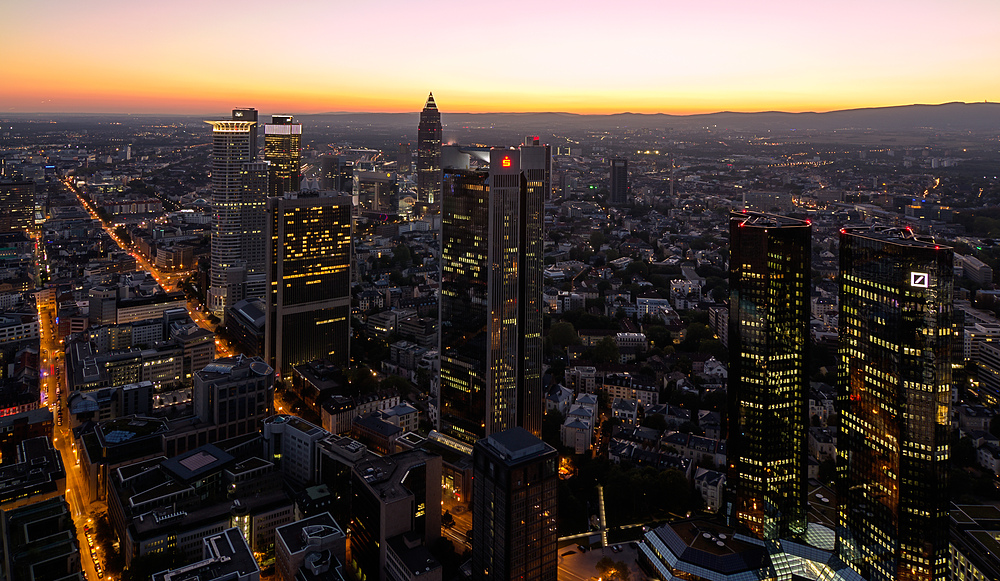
[{"x1": 557, "y1": 541, "x2": 649, "y2": 581}]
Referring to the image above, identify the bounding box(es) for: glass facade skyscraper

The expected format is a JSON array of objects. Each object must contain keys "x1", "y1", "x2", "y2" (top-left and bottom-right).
[
  {"x1": 207, "y1": 108, "x2": 266, "y2": 315},
  {"x1": 727, "y1": 211, "x2": 810, "y2": 541},
  {"x1": 264, "y1": 114, "x2": 302, "y2": 198},
  {"x1": 609, "y1": 158, "x2": 629, "y2": 205},
  {"x1": 471, "y1": 428, "x2": 558, "y2": 581},
  {"x1": 438, "y1": 139, "x2": 548, "y2": 444},
  {"x1": 265, "y1": 192, "x2": 352, "y2": 377},
  {"x1": 417, "y1": 93, "x2": 442, "y2": 204},
  {"x1": 837, "y1": 227, "x2": 952, "y2": 581}
]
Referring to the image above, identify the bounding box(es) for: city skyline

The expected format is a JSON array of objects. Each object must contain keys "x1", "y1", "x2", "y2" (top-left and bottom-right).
[{"x1": 3, "y1": 0, "x2": 998, "y2": 115}]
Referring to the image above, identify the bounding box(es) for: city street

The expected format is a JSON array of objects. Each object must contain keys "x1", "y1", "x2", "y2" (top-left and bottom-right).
[
  {"x1": 65, "y1": 178, "x2": 231, "y2": 358},
  {"x1": 38, "y1": 297, "x2": 105, "y2": 580}
]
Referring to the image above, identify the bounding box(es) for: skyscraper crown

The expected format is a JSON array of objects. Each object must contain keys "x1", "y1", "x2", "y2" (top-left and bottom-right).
[{"x1": 424, "y1": 92, "x2": 437, "y2": 111}]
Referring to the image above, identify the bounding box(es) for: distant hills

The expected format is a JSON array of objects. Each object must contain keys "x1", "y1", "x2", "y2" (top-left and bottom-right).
[{"x1": 303, "y1": 102, "x2": 1000, "y2": 132}]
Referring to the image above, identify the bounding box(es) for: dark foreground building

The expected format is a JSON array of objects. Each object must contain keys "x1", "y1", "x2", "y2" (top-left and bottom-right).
[
  {"x1": 438, "y1": 141, "x2": 549, "y2": 444},
  {"x1": 837, "y1": 226, "x2": 953, "y2": 581},
  {"x1": 726, "y1": 212, "x2": 811, "y2": 540},
  {"x1": 471, "y1": 427, "x2": 557, "y2": 581}
]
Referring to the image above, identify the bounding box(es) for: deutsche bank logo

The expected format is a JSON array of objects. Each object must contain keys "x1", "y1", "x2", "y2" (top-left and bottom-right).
[{"x1": 910, "y1": 272, "x2": 929, "y2": 288}]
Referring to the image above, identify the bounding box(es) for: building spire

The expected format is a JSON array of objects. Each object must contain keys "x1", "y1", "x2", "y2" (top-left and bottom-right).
[{"x1": 424, "y1": 92, "x2": 437, "y2": 110}]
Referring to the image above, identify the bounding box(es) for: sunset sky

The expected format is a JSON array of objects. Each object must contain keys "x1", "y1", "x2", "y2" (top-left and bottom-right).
[{"x1": 2, "y1": 0, "x2": 998, "y2": 115}]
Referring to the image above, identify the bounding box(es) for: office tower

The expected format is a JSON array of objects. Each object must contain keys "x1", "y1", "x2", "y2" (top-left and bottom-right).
[
  {"x1": 609, "y1": 158, "x2": 629, "y2": 205},
  {"x1": 320, "y1": 156, "x2": 353, "y2": 193},
  {"x1": 193, "y1": 355, "x2": 274, "y2": 440},
  {"x1": 726, "y1": 211, "x2": 810, "y2": 541},
  {"x1": 350, "y1": 449, "x2": 442, "y2": 581},
  {"x1": 207, "y1": 108, "x2": 265, "y2": 315},
  {"x1": 264, "y1": 114, "x2": 302, "y2": 197},
  {"x1": 353, "y1": 171, "x2": 398, "y2": 215},
  {"x1": 240, "y1": 161, "x2": 269, "y2": 299},
  {"x1": 397, "y1": 142, "x2": 411, "y2": 174},
  {"x1": 438, "y1": 139, "x2": 548, "y2": 444},
  {"x1": 0, "y1": 177, "x2": 34, "y2": 233},
  {"x1": 471, "y1": 427, "x2": 558, "y2": 581},
  {"x1": 417, "y1": 93, "x2": 442, "y2": 204},
  {"x1": 265, "y1": 192, "x2": 352, "y2": 377},
  {"x1": 837, "y1": 227, "x2": 952, "y2": 581}
]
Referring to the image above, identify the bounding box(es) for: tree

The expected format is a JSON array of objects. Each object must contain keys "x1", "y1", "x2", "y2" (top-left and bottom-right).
[
  {"x1": 641, "y1": 413, "x2": 667, "y2": 431},
  {"x1": 589, "y1": 337, "x2": 620, "y2": 365},
  {"x1": 393, "y1": 244, "x2": 412, "y2": 267},
  {"x1": 594, "y1": 555, "x2": 630, "y2": 581},
  {"x1": 991, "y1": 414, "x2": 1000, "y2": 439},
  {"x1": 549, "y1": 321, "x2": 581, "y2": 348},
  {"x1": 543, "y1": 409, "x2": 565, "y2": 450},
  {"x1": 114, "y1": 225, "x2": 132, "y2": 246}
]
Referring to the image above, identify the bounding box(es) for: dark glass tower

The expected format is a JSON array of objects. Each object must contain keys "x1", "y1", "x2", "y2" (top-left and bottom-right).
[
  {"x1": 417, "y1": 93, "x2": 442, "y2": 204},
  {"x1": 264, "y1": 114, "x2": 302, "y2": 197},
  {"x1": 438, "y1": 139, "x2": 548, "y2": 444},
  {"x1": 0, "y1": 177, "x2": 34, "y2": 233},
  {"x1": 727, "y1": 211, "x2": 810, "y2": 541},
  {"x1": 609, "y1": 158, "x2": 629, "y2": 205},
  {"x1": 265, "y1": 192, "x2": 352, "y2": 377},
  {"x1": 837, "y1": 227, "x2": 952, "y2": 581},
  {"x1": 471, "y1": 428, "x2": 558, "y2": 581}
]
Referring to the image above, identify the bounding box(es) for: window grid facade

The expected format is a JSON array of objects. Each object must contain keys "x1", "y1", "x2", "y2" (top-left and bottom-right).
[
  {"x1": 837, "y1": 228, "x2": 952, "y2": 581},
  {"x1": 727, "y1": 212, "x2": 810, "y2": 541}
]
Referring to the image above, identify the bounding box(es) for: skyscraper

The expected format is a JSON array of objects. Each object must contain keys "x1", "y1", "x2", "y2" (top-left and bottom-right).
[
  {"x1": 0, "y1": 177, "x2": 34, "y2": 233},
  {"x1": 471, "y1": 427, "x2": 558, "y2": 581},
  {"x1": 206, "y1": 108, "x2": 266, "y2": 315},
  {"x1": 726, "y1": 211, "x2": 810, "y2": 541},
  {"x1": 265, "y1": 192, "x2": 352, "y2": 377},
  {"x1": 416, "y1": 93, "x2": 442, "y2": 204},
  {"x1": 264, "y1": 115, "x2": 302, "y2": 197},
  {"x1": 609, "y1": 158, "x2": 629, "y2": 205},
  {"x1": 837, "y1": 226, "x2": 952, "y2": 581},
  {"x1": 438, "y1": 138, "x2": 548, "y2": 444},
  {"x1": 397, "y1": 142, "x2": 411, "y2": 174}
]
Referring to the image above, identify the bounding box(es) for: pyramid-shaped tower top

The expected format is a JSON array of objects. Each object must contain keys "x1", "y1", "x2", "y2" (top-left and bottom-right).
[{"x1": 424, "y1": 92, "x2": 437, "y2": 110}]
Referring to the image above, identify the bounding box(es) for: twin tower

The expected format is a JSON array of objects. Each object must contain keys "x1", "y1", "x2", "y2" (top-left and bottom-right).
[{"x1": 729, "y1": 212, "x2": 951, "y2": 581}]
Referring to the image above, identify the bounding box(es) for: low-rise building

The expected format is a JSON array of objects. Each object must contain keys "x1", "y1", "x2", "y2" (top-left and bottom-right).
[{"x1": 151, "y1": 527, "x2": 261, "y2": 581}]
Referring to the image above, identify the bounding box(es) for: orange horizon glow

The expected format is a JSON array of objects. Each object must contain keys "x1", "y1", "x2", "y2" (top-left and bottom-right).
[{"x1": 2, "y1": 0, "x2": 998, "y2": 116}]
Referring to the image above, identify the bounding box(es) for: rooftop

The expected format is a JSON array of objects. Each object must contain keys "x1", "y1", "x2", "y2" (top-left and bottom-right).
[{"x1": 483, "y1": 427, "x2": 554, "y2": 464}]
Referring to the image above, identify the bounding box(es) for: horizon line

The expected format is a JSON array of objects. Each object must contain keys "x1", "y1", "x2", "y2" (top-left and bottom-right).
[{"x1": 4, "y1": 101, "x2": 997, "y2": 118}]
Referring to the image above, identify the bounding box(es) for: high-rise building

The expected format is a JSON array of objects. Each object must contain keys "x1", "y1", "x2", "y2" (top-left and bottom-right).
[
  {"x1": 264, "y1": 114, "x2": 302, "y2": 197},
  {"x1": 397, "y1": 142, "x2": 412, "y2": 174},
  {"x1": 438, "y1": 139, "x2": 548, "y2": 444},
  {"x1": 0, "y1": 177, "x2": 34, "y2": 233},
  {"x1": 240, "y1": 161, "x2": 269, "y2": 299},
  {"x1": 353, "y1": 171, "x2": 398, "y2": 215},
  {"x1": 350, "y1": 449, "x2": 442, "y2": 581},
  {"x1": 319, "y1": 156, "x2": 353, "y2": 193},
  {"x1": 609, "y1": 158, "x2": 629, "y2": 205},
  {"x1": 837, "y1": 226, "x2": 953, "y2": 581},
  {"x1": 417, "y1": 93, "x2": 442, "y2": 204},
  {"x1": 726, "y1": 211, "x2": 810, "y2": 541},
  {"x1": 206, "y1": 108, "x2": 267, "y2": 315},
  {"x1": 193, "y1": 355, "x2": 274, "y2": 440},
  {"x1": 265, "y1": 192, "x2": 352, "y2": 377},
  {"x1": 471, "y1": 427, "x2": 558, "y2": 581}
]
